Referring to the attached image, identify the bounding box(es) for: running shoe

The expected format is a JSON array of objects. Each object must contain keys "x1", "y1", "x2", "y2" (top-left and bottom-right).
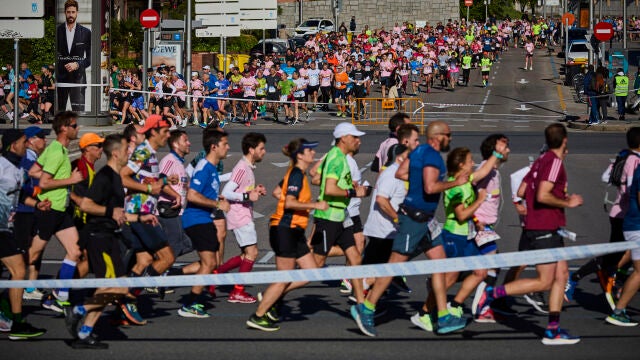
[
  {"x1": 145, "y1": 287, "x2": 175, "y2": 295},
  {"x1": 606, "y1": 310, "x2": 639, "y2": 327},
  {"x1": 410, "y1": 312, "x2": 433, "y2": 332},
  {"x1": 339, "y1": 279, "x2": 353, "y2": 294},
  {"x1": 436, "y1": 314, "x2": 467, "y2": 334},
  {"x1": 64, "y1": 307, "x2": 83, "y2": 338},
  {"x1": 471, "y1": 281, "x2": 487, "y2": 315},
  {"x1": 120, "y1": 302, "x2": 147, "y2": 325},
  {"x1": 604, "y1": 274, "x2": 618, "y2": 310},
  {"x1": 0, "y1": 312, "x2": 12, "y2": 332},
  {"x1": 198, "y1": 122, "x2": 207, "y2": 129},
  {"x1": 71, "y1": 334, "x2": 109, "y2": 349},
  {"x1": 246, "y1": 314, "x2": 279, "y2": 332},
  {"x1": 447, "y1": 302, "x2": 463, "y2": 318},
  {"x1": 178, "y1": 303, "x2": 210, "y2": 318},
  {"x1": 391, "y1": 276, "x2": 412, "y2": 293},
  {"x1": 541, "y1": 328, "x2": 580, "y2": 345},
  {"x1": 8, "y1": 321, "x2": 46, "y2": 340},
  {"x1": 23, "y1": 289, "x2": 44, "y2": 301},
  {"x1": 475, "y1": 306, "x2": 496, "y2": 323},
  {"x1": 524, "y1": 292, "x2": 549, "y2": 314},
  {"x1": 564, "y1": 273, "x2": 577, "y2": 301},
  {"x1": 41, "y1": 294, "x2": 67, "y2": 313},
  {"x1": 350, "y1": 303, "x2": 376, "y2": 337},
  {"x1": 336, "y1": 111, "x2": 343, "y2": 117},
  {"x1": 476, "y1": 286, "x2": 494, "y2": 316},
  {"x1": 228, "y1": 289, "x2": 257, "y2": 304}
]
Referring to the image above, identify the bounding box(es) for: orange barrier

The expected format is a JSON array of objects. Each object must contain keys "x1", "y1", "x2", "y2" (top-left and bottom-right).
[{"x1": 351, "y1": 97, "x2": 425, "y2": 133}]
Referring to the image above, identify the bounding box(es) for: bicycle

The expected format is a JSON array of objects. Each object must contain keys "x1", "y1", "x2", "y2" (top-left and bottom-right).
[{"x1": 572, "y1": 73, "x2": 586, "y2": 104}]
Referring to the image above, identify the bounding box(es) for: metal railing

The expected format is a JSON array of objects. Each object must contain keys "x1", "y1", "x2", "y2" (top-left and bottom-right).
[{"x1": 350, "y1": 97, "x2": 425, "y2": 133}]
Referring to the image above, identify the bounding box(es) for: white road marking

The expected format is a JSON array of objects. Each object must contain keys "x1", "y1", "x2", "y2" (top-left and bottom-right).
[
  {"x1": 257, "y1": 251, "x2": 275, "y2": 264},
  {"x1": 479, "y1": 89, "x2": 491, "y2": 113}
]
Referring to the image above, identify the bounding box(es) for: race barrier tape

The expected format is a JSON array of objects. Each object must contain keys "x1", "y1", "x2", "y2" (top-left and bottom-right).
[{"x1": 1, "y1": 240, "x2": 639, "y2": 289}]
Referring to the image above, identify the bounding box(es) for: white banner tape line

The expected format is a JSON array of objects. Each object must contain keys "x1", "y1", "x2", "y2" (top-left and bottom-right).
[{"x1": 1, "y1": 240, "x2": 639, "y2": 290}]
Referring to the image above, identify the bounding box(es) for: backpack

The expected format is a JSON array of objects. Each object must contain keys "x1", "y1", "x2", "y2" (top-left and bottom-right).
[{"x1": 608, "y1": 149, "x2": 639, "y2": 187}]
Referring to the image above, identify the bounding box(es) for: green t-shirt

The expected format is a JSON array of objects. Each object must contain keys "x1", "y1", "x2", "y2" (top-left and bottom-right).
[
  {"x1": 37, "y1": 140, "x2": 71, "y2": 212},
  {"x1": 278, "y1": 79, "x2": 293, "y2": 95},
  {"x1": 443, "y1": 176, "x2": 475, "y2": 236},
  {"x1": 315, "y1": 146, "x2": 352, "y2": 222},
  {"x1": 462, "y1": 55, "x2": 472, "y2": 69}
]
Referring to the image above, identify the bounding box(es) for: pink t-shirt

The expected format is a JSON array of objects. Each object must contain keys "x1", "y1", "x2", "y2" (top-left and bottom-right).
[
  {"x1": 240, "y1": 76, "x2": 258, "y2": 97},
  {"x1": 320, "y1": 69, "x2": 332, "y2": 87},
  {"x1": 474, "y1": 161, "x2": 500, "y2": 224},
  {"x1": 609, "y1": 152, "x2": 640, "y2": 218},
  {"x1": 158, "y1": 152, "x2": 188, "y2": 214},
  {"x1": 226, "y1": 158, "x2": 255, "y2": 230},
  {"x1": 191, "y1": 79, "x2": 204, "y2": 97},
  {"x1": 174, "y1": 79, "x2": 187, "y2": 101}
]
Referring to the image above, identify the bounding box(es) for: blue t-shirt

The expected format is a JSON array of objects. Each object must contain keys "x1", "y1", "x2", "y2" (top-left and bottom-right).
[
  {"x1": 214, "y1": 78, "x2": 230, "y2": 96},
  {"x1": 623, "y1": 167, "x2": 640, "y2": 231},
  {"x1": 16, "y1": 148, "x2": 38, "y2": 213},
  {"x1": 410, "y1": 60, "x2": 422, "y2": 72},
  {"x1": 403, "y1": 144, "x2": 446, "y2": 213},
  {"x1": 182, "y1": 158, "x2": 221, "y2": 228}
]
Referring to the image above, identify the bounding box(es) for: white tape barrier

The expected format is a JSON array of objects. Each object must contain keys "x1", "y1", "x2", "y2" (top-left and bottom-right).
[{"x1": 1, "y1": 240, "x2": 639, "y2": 290}]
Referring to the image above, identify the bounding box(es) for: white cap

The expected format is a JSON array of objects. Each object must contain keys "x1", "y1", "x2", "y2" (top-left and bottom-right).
[
  {"x1": 229, "y1": 64, "x2": 235, "y2": 68},
  {"x1": 191, "y1": 71, "x2": 199, "y2": 77},
  {"x1": 202, "y1": 65, "x2": 211, "y2": 70},
  {"x1": 333, "y1": 122, "x2": 366, "y2": 138},
  {"x1": 617, "y1": 71, "x2": 625, "y2": 76}
]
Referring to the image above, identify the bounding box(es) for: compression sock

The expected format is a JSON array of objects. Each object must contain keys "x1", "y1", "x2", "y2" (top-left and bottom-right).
[
  {"x1": 73, "y1": 305, "x2": 87, "y2": 316},
  {"x1": 11, "y1": 312, "x2": 22, "y2": 323},
  {"x1": 450, "y1": 300, "x2": 463, "y2": 309},
  {"x1": 57, "y1": 259, "x2": 77, "y2": 300},
  {"x1": 217, "y1": 255, "x2": 242, "y2": 273},
  {"x1": 239, "y1": 258, "x2": 255, "y2": 273},
  {"x1": 78, "y1": 325, "x2": 93, "y2": 339},
  {"x1": 492, "y1": 285, "x2": 507, "y2": 299},
  {"x1": 167, "y1": 267, "x2": 184, "y2": 276},
  {"x1": 144, "y1": 265, "x2": 160, "y2": 277},
  {"x1": 572, "y1": 258, "x2": 601, "y2": 282},
  {"x1": 547, "y1": 312, "x2": 560, "y2": 330}
]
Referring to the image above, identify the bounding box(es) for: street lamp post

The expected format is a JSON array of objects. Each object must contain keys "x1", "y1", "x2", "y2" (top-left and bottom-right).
[{"x1": 484, "y1": 0, "x2": 490, "y2": 22}]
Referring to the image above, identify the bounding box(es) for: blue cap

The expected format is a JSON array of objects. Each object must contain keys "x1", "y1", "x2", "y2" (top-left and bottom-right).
[
  {"x1": 300, "y1": 140, "x2": 319, "y2": 150},
  {"x1": 24, "y1": 126, "x2": 50, "y2": 139}
]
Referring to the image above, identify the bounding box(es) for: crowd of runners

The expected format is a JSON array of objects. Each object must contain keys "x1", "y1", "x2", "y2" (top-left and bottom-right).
[{"x1": 1, "y1": 108, "x2": 640, "y2": 348}]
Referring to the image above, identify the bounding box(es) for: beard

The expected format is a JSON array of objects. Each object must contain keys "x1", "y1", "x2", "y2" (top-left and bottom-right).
[
  {"x1": 439, "y1": 139, "x2": 450, "y2": 152},
  {"x1": 66, "y1": 15, "x2": 76, "y2": 25}
]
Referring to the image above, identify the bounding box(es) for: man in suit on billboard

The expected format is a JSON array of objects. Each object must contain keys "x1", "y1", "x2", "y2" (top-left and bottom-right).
[{"x1": 57, "y1": 0, "x2": 91, "y2": 112}]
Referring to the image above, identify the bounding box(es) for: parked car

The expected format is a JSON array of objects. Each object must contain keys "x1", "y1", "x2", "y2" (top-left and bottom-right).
[
  {"x1": 566, "y1": 39, "x2": 589, "y2": 65},
  {"x1": 249, "y1": 38, "x2": 297, "y2": 57},
  {"x1": 294, "y1": 18, "x2": 334, "y2": 37}
]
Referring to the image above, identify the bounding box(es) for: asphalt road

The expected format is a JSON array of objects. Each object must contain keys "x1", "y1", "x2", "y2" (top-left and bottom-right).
[{"x1": 2, "y1": 49, "x2": 640, "y2": 358}]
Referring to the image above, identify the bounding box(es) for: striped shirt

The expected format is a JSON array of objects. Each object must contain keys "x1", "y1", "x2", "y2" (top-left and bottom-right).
[{"x1": 523, "y1": 150, "x2": 567, "y2": 230}]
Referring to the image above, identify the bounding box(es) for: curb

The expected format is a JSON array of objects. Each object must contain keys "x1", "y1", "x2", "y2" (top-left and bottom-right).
[{"x1": 566, "y1": 120, "x2": 636, "y2": 132}]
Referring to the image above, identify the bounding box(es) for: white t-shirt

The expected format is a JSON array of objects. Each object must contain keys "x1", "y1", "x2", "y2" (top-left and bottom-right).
[
  {"x1": 347, "y1": 155, "x2": 362, "y2": 217},
  {"x1": 363, "y1": 163, "x2": 406, "y2": 239},
  {"x1": 307, "y1": 68, "x2": 320, "y2": 87}
]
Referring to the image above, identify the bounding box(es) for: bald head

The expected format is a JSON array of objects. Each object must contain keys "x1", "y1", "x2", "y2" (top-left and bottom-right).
[{"x1": 426, "y1": 121, "x2": 449, "y2": 140}]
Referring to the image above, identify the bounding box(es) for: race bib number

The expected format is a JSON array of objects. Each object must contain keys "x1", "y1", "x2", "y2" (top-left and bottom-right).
[
  {"x1": 269, "y1": 86, "x2": 276, "y2": 93},
  {"x1": 343, "y1": 210, "x2": 354, "y2": 228},
  {"x1": 335, "y1": 82, "x2": 342, "y2": 87},
  {"x1": 412, "y1": 70, "x2": 418, "y2": 75},
  {"x1": 428, "y1": 218, "x2": 442, "y2": 240}
]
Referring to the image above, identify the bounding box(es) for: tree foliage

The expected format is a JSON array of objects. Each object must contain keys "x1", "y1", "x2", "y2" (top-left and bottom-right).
[{"x1": 0, "y1": 16, "x2": 56, "y2": 74}]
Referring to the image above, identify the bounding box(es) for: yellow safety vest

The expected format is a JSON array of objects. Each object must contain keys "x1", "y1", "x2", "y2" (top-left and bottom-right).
[{"x1": 615, "y1": 75, "x2": 629, "y2": 97}]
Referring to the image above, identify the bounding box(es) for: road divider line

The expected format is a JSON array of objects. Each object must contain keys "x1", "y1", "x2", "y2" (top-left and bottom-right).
[
  {"x1": 557, "y1": 84, "x2": 566, "y2": 112},
  {"x1": 3, "y1": 240, "x2": 638, "y2": 289}
]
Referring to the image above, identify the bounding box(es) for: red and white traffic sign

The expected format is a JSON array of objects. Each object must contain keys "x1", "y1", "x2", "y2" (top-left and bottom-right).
[
  {"x1": 465, "y1": 0, "x2": 473, "y2": 6},
  {"x1": 593, "y1": 21, "x2": 614, "y2": 42},
  {"x1": 140, "y1": 9, "x2": 160, "y2": 29}
]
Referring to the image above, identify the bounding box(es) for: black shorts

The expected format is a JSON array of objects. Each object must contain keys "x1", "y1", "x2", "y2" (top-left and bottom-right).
[
  {"x1": 176, "y1": 98, "x2": 186, "y2": 108},
  {"x1": 0, "y1": 231, "x2": 22, "y2": 259},
  {"x1": 519, "y1": 229, "x2": 564, "y2": 252},
  {"x1": 481, "y1": 71, "x2": 490, "y2": 76},
  {"x1": 163, "y1": 97, "x2": 175, "y2": 108},
  {"x1": 212, "y1": 208, "x2": 226, "y2": 220},
  {"x1": 269, "y1": 226, "x2": 310, "y2": 259},
  {"x1": 266, "y1": 93, "x2": 279, "y2": 101},
  {"x1": 13, "y1": 212, "x2": 35, "y2": 252},
  {"x1": 86, "y1": 231, "x2": 126, "y2": 278},
  {"x1": 348, "y1": 215, "x2": 363, "y2": 233},
  {"x1": 184, "y1": 223, "x2": 219, "y2": 253},
  {"x1": 362, "y1": 236, "x2": 393, "y2": 265},
  {"x1": 34, "y1": 208, "x2": 75, "y2": 241},
  {"x1": 128, "y1": 222, "x2": 170, "y2": 253},
  {"x1": 307, "y1": 85, "x2": 319, "y2": 94},
  {"x1": 310, "y1": 219, "x2": 356, "y2": 256},
  {"x1": 230, "y1": 91, "x2": 243, "y2": 99}
]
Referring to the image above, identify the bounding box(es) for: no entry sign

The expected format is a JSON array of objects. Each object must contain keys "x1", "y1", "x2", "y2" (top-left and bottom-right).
[
  {"x1": 593, "y1": 21, "x2": 614, "y2": 42},
  {"x1": 140, "y1": 9, "x2": 160, "y2": 29}
]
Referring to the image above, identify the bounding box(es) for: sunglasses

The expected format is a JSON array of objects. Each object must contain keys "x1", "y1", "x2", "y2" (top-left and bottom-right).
[
  {"x1": 35, "y1": 134, "x2": 47, "y2": 139},
  {"x1": 68, "y1": 123, "x2": 78, "y2": 129},
  {"x1": 438, "y1": 133, "x2": 452, "y2": 138},
  {"x1": 88, "y1": 143, "x2": 103, "y2": 148}
]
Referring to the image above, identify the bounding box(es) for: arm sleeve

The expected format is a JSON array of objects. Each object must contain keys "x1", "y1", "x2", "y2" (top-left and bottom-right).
[{"x1": 221, "y1": 180, "x2": 243, "y2": 201}]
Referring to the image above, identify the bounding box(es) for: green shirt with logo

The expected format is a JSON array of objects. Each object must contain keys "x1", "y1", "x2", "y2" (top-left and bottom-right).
[
  {"x1": 37, "y1": 140, "x2": 71, "y2": 212},
  {"x1": 443, "y1": 175, "x2": 475, "y2": 236},
  {"x1": 315, "y1": 146, "x2": 352, "y2": 222}
]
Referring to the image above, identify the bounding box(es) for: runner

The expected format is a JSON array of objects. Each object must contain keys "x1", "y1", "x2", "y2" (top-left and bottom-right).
[
  {"x1": 334, "y1": 65, "x2": 349, "y2": 118},
  {"x1": 351, "y1": 121, "x2": 468, "y2": 337},
  {"x1": 15, "y1": 126, "x2": 49, "y2": 301},
  {"x1": 524, "y1": 37, "x2": 534, "y2": 71},
  {"x1": 246, "y1": 139, "x2": 327, "y2": 331},
  {"x1": 27, "y1": 111, "x2": 84, "y2": 309},
  {"x1": 476, "y1": 123, "x2": 584, "y2": 345},
  {"x1": 65, "y1": 134, "x2": 142, "y2": 349},
  {"x1": 0, "y1": 129, "x2": 47, "y2": 340},
  {"x1": 480, "y1": 52, "x2": 492, "y2": 87},
  {"x1": 371, "y1": 112, "x2": 411, "y2": 173},
  {"x1": 179, "y1": 129, "x2": 230, "y2": 318},
  {"x1": 217, "y1": 133, "x2": 267, "y2": 304}
]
